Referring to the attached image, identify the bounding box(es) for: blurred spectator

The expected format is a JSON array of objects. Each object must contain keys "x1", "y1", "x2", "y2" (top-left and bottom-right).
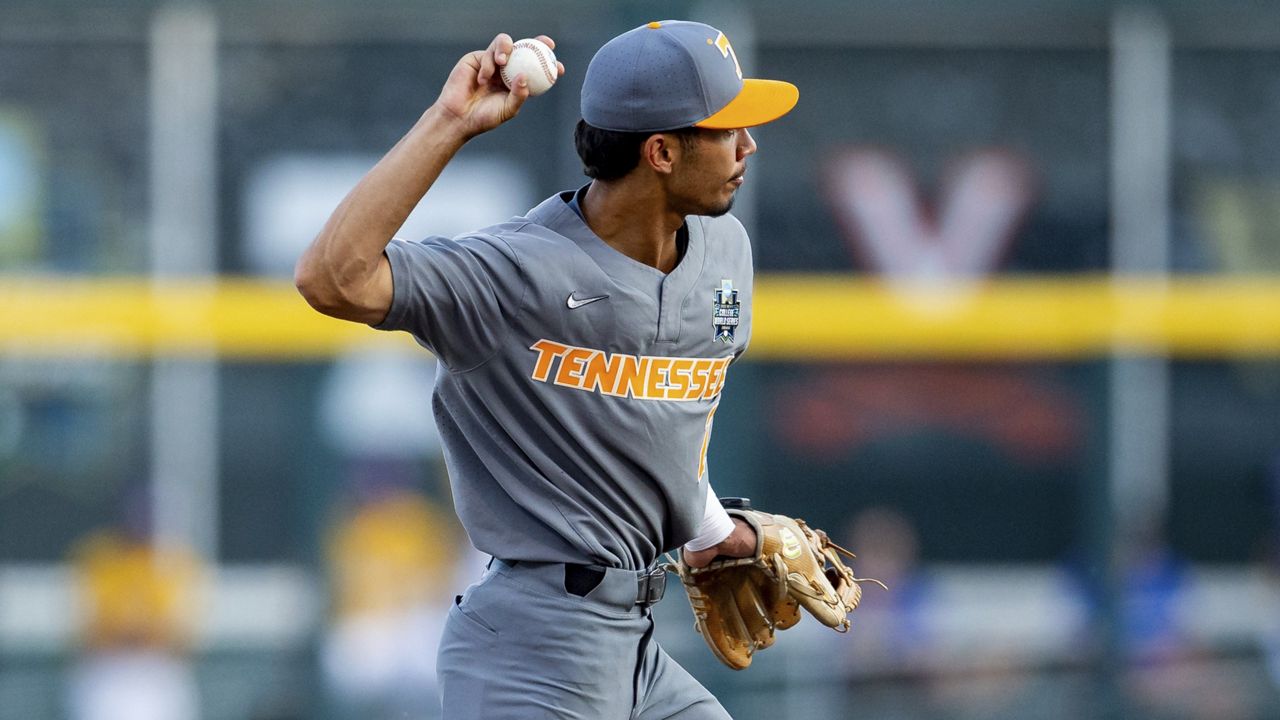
[
  {"x1": 320, "y1": 490, "x2": 474, "y2": 720},
  {"x1": 316, "y1": 345, "x2": 477, "y2": 718},
  {"x1": 65, "y1": 529, "x2": 203, "y2": 720},
  {"x1": 1058, "y1": 519, "x2": 1265, "y2": 719},
  {"x1": 1062, "y1": 518, "x2": 1191, "y2": 655},
  {"x1": 831, "y1": 507, "x2": 940, "y2": 718},
  {"x1": 840, "y1": 507, "x2": 1072, "y2": 720},
  {"x1": 841, "y1": 506, "x2": 933, "y2": 676}
]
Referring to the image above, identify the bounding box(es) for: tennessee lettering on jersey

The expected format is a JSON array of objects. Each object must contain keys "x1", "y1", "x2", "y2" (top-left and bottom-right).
[{"x1": 529, "y1": 339, "x2": 730, "y2": 401}]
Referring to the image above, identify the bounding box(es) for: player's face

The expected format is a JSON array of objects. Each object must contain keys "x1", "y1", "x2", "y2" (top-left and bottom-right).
[{"x1": 668, "y1": 127, "x2": 757, "y2": 217}]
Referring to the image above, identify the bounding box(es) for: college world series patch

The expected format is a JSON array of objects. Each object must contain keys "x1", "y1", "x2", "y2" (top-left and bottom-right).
[{"x1": 713, "y1": 278, "x2": 740, "y2": 343}]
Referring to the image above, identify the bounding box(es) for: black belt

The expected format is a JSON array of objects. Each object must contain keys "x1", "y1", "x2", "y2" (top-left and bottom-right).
[{"x1": 492, "y1": 558, "x2": 667, "y2": 607}]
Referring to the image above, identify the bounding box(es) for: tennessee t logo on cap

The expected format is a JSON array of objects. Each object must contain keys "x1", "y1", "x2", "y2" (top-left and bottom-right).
[
  {"x1": 580, "y1": 20, "x2": 798, "y2": 133},
  {"x1": 712, "y1": 32, "x2": 744, "y2": 80}
]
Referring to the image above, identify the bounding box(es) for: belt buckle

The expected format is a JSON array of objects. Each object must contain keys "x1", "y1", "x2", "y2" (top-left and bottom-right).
[{"x1": 637, "y1": 566, "x2": 667, "y2": 606}]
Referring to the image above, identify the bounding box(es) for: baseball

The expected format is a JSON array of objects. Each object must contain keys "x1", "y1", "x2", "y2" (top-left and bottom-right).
[{"x1": 500, "y1": 38, "x2": 558, "y2": 96}]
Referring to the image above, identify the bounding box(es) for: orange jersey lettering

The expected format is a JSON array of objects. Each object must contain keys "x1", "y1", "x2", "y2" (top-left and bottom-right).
[{"x1": 528, "y1": 340, "x2": 731, "y2": 402}]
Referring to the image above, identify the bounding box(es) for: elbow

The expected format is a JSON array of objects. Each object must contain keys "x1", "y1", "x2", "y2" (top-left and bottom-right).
[
  {"x1": 294, "y1": 251, "x2": 386, "y2": 324},
  {"x1": 294, "y1": 255, "x2": 340, "y2": 316},
  {"x1": 293, "y1": 257, "x2": 320, "y2": 306}
]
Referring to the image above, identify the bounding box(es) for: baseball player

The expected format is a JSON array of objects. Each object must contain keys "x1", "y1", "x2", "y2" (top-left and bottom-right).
[{"x1": 296, "y1": 21, "x2": 798, "y2": 719}]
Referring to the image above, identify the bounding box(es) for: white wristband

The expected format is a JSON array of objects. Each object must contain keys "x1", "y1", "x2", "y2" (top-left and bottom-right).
[{"x1": 683, "y1": 485, "x2": 735, "y2": 552}]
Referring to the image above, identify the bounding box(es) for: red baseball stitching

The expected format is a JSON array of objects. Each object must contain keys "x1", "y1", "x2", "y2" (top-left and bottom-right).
[{"x1": 513, "y1": 40, "x2": 555, "y2": 85}]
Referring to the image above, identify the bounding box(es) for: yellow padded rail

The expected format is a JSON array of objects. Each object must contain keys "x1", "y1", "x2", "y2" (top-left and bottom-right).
[
  {"x1": 0, "y1": 277, "x2": 409, "y2": 359},
  {"x1": 751, "y1": 275, "x2": 1280, "y2": 360},
  {"x1": 0, "y1": 275, "x2": 1278, "y2": 360}
]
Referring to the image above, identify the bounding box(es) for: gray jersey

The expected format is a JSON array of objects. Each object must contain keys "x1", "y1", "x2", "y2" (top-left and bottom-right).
[{"x1": 375, "y1": 190, "x2": 753, "y2": 570}]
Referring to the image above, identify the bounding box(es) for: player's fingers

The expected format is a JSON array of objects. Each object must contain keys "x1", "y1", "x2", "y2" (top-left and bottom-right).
[
  {"x1": 476, "y1": 50, "x2": 497, "y2": 87},
  {"x1": 478, "y1": 33, "x2": 513, "y2": 86},
  {"x1": 503, "y1": 72, "x2": 531, "y2": 117},
  {"x1": 556, "y1": 61, "x2": 566, "y2": 77},
  {"x1": 491, "y1": 32, "x2": 515, "y2": 52},
  {"x1": 491, "y1": 32, "x2": 514, "y2": 67},
  {"x1": 534, "y1": 34, "x2": 556, "y2": 50},
  {"x1": 458, "y1": 49, "x2": 483, "y2": 73}
]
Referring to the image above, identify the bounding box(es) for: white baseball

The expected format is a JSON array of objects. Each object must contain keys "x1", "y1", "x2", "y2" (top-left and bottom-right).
[{"x1": 500, "y1": 38, "x2": 558, "y2": 96}]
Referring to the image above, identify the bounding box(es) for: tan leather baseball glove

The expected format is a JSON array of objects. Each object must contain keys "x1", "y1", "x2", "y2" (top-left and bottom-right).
[{"x1": 670, "y1": 507, "x2": 881, "y2": 670}]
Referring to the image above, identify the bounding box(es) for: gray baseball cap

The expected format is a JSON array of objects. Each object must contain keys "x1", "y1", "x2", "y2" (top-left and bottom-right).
[{"x1": 581, "y1": 20, "x2": 799, "y2": 133}]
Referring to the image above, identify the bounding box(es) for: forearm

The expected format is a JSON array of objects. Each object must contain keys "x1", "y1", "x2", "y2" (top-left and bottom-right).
[
  {"x1": 682, "y1": 485, "x2": 757, "y2": 568},
  {"x1": 295, "y1": 32, "x2": 559, "y2": 323},
  {"x1": 684, "y1": 484, "x2": 735, "y2": 552},
  {"x1": 294, "y1": 104, "x2": 469, "y2": 323},
  {"x1": 683, "y1": 518, "x2": 756, "y2": 568}
]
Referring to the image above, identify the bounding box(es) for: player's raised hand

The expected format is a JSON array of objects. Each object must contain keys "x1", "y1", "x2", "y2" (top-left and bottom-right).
[{"x1": 434, "y1": 33, "x2": 566, "y2": 139}]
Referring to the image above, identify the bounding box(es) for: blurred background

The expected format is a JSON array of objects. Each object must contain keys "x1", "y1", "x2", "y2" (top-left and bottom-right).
[{"x1": 1, "y1": 1, "x2": 1279, "y2": 718}]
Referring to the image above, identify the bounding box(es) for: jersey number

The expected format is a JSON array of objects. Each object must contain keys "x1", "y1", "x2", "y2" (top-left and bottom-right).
[{"x1": 697, "y1": 405, "x2": 718, "y2": 480}]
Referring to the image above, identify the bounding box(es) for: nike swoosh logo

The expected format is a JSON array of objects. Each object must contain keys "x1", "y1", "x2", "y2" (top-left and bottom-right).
[{"x1": 566, "y1": 293, "x2": 609, "y2": 309}]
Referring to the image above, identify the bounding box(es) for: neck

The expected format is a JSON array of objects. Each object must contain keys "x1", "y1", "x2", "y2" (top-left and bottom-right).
[{"x1": 580, "y1": 178, "x2": 685, "y2": 273}]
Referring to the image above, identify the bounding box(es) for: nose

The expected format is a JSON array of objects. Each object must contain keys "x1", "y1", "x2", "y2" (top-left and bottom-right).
[{"x1": 737, "y1": 128, "x2": 757, "y2": 160}]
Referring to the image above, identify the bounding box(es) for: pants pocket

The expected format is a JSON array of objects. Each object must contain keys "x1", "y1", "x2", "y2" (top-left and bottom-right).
[{"x1": 450, "y1": 594, "x2": 499, "y2": 637}]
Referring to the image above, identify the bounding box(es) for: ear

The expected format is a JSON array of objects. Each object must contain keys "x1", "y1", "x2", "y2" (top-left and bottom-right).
[{"x1": 640, "y1": 133, "x2": 679, "y2": 175}]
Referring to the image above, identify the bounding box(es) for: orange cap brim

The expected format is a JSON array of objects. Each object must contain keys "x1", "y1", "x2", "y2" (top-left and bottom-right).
[{"x1": 694, "y1": 78, "x2": 799, "y2": 129}]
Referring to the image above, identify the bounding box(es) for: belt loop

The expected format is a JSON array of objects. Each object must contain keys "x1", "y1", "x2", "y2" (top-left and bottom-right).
[{"x1": 636, "y1": 566, "x2": 667, "y2": 607}]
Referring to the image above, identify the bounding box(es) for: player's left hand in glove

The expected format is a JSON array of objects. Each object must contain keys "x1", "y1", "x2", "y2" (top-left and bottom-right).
[{"x1": 670, "y1": 502, "x2": 883, "y2": 670}]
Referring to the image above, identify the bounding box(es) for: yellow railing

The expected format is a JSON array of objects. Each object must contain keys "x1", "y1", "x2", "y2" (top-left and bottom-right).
[
  {"x1": 752, "y1": 275, "x2": 1280, "y2": 359},
  {"x1": 1, "y1": 275, "x2": 1278, "y2": 360}
]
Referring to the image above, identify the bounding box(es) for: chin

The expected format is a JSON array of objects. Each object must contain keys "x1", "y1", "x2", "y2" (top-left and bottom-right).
[{"x1": 703, "y1": 195, "x2": 736, "y2": 218}]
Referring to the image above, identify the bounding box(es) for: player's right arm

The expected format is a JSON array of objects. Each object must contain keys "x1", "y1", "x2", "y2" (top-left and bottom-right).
[{"x1": 294, "y1": 33, "x2": 563, "y2": 325}]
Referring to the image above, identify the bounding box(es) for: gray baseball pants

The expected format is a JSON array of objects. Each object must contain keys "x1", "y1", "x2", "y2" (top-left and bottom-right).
[{"x1": 438, "y1": 559, "x2": 731, "y2": 719}]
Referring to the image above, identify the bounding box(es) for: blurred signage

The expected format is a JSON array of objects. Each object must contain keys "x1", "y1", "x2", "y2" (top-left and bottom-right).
[
  {"x1": 1193, "y1": 178, "x2": 1280, "y2": 272},
  {"x1": 825, "y1": 148, "x2": 1036, "y2": 283},
  {"x1": 0, "y1": 110, "x2": 43, "y2": 269},
  {"x1": 243, "y1": 154, "x2": 534, "y2": 276},
  {"x1": 778, "y1": 148, "x2": 1077, "y2": 482}
]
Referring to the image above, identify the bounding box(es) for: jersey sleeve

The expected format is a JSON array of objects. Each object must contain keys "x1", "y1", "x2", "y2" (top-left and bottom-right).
[{"x1": 373, "y1": 233, "x2": 524, "y2": 371}]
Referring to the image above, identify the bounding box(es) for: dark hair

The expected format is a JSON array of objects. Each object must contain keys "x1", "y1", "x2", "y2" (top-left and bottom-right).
[{"x1": 574, "y1": 120, "x2": 702, "y2": 181}]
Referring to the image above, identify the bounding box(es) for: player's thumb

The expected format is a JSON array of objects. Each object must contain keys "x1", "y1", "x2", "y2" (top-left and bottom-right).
[{"x1": 501, "y1": 73, "x2": 531, "y2": 119}]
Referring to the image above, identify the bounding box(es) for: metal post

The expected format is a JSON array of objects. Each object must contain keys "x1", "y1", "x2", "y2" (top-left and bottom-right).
[
  {"x1": 148, "y1": 3, "x2": 220, "y2": 559},
  {"x1": 1106, "y1": 5, "x2": 1173, "y2": 717},
  {"x1": 1110, "y1": 5, "x2": 1172, "y2": 531}
]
